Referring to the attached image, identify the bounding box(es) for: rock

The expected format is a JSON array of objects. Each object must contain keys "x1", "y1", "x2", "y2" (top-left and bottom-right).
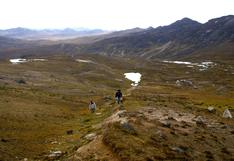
[
  {"x1": 204, "y1": 151, "x2": 213, "y2": 159},
  {"x1": 118, "y1": 112, "x2": 126, "y2": 118},
  {"x1": 221, "y1": 125, "x2": 228, "y2": 129},
  {"x1": 148, "y1": 109, "x2": 153, "y2": 113},
  {"x1": 89, "y1": 90, "x2": 95, "y2": 93},
  {"x1": 66, "y1": 130, "x2": 73, "y2": 135},
  {"x1": 171, "y1": 147, "x2": 185, "y2": 153},
  {"x1": 154, "y1": 130, "x2": 167, "y2": 140},
  {"x1": 96, "y1": 112, "x2": 102, "y2": 115},
  {"x1": 48, "y1": 151, "x2": 63, "y2": 158},
  {"x1": 103, "y1": 110, "x2": 128, "y2": 125},
  {"x1": 16, "y1": 79, "x2": 26, "y2": 84},
  {"x1": 208, "y1": 106, "x2": 216, "y2": 113},
  {"x1": 51, "y1": 141, "x2": 59, "y2": 144},
  {"x1": 119, "y1": 105, "x2": 125, "y2": 110},
  {"x1": 103, "y1": 96, "x2": 112, "y2": 101},
  {"x1": 85, "y1": 133, "x2": 97, "y2": 141},
  {"x1": 1, "y1": 138, "x2": 8, "y2": 142},
  {"x1": 121, "y1": 122, "x2": 137, "y2": 135},
  {"x1": 223, "y1": 109, "x2": 232, "y2": 118},
  {"x1": 195, "y1": 116, "x2": 206, "y2": 126},
  {"x1": 170, "y1": 131, "x2": 176, "y2": 135},
  {"x1": 168, "y1": 116, "x2": 175, "y2": 120},
  {"x1": 176, "y1": 80, "x2": 194, "y2": 87},
  {"x1": 161, "y1": 121, "x2": 171, "y2": 128}
]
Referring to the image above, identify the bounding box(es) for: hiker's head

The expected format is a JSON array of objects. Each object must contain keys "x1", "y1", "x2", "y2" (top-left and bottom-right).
[
  {"x1": 117, "y1": 89, "x2": 121, "y2": 92},
  {"x1": 90, "y1": 100, "x2": 93, "y2": 104}
]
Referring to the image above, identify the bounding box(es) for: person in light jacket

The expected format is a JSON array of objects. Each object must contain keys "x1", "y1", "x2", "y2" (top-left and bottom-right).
[{"x1": 89, "y1": 100, "x2": 96, "y2": 113}]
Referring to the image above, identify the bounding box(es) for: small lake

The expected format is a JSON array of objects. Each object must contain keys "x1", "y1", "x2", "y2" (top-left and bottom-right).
[{"x1": 124, "y1": 72, "x2": 142, "y2": 86}]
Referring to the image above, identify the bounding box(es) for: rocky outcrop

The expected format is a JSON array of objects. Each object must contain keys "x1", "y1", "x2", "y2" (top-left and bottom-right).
[{"x1": 68, "y1": 106, "x2": 234, "y2": 161}]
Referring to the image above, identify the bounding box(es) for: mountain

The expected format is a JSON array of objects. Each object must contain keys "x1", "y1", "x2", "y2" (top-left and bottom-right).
[
  {"x1": 76, "y1": 15, "x2": 234, "y2": 60},
  {"x1": 0, "y1": 15, "x2": 233, "y2": 60},
  {"x1": 0, "y1": 27, "x2": 107, "y2": 40}
]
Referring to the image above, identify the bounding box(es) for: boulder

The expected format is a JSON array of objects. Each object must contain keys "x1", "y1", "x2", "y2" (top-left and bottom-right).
[
  {"x1": 1, "y1": 138, "x2": 8, "y2": 142},
  {"x1": 85, "y1": 133, "x2": 97, "y2": 141},
  {"x1": 66, "y1": 130, "x2": 73, "y2": 135},
  {"x1": 223, "y1": 109, "x2": 232, "y2": 118},
  {"x1": 48, "y1": 151, "x2": 63, "y2": 158},
  {"x1": 171, "y1": 146, "x2": 185, "y2": 153},
  {"x1": 176, "y1": 80, "x2": 192, "y2": 86},
  {"x1": 16, "y1": 79, "x2": 26, "y2": 84},
  {"x1": 208, "y1": 106, "x2": 216, "y2": 113},
  {"x1": 195, "y1": 116, "x2": 206, "y2": 126},
  {"x1": 121, "y1": 122, "x2": 137, "y2": 135},
  {"x1": 161, "y1": 121, "x2": 171, "y2": 128}
]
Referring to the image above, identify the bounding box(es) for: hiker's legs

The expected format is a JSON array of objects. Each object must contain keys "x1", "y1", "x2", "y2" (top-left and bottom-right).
[{"x1": 115, "y1": 97, "x2": 120, "y2": 104}]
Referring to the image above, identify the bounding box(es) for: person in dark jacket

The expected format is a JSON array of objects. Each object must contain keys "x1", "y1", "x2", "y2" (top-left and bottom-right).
[{"x1": 115, "y1": 89, "x2": 123, "y2": 104}]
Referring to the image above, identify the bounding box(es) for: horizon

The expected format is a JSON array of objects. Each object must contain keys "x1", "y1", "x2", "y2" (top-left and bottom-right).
[{"x1": 0, "y1": 0, "x2": 234, "y2": 30}]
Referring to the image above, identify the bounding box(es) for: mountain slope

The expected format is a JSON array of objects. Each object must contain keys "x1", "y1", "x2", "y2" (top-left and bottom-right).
[{"x1": 77, "y1": 15, "x2": 234, "y2": 60}]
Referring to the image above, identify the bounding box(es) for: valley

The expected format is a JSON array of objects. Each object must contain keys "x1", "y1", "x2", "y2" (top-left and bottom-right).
[{"x1": 0, "y1": 54, "x2": 233, "y2": 160}]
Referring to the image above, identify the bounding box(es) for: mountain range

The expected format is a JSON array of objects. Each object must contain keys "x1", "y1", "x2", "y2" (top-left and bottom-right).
[
  {"x1": 0, "y1": 27, "x2": 107, "y2": 40},
  {"x1": 0, "y1": 15, "x2": 234, "y2": 60},
  {"x1": 77, "y1": 15, "x2": 234, "y2": 60}
]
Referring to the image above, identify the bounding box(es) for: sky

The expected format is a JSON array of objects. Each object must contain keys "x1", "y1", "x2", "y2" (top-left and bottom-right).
[{"x1": 0, "y1": 0, "x2": 233, "y2": 30}]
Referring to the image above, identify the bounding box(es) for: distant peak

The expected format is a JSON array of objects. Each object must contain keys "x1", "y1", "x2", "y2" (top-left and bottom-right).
[
  {"x1": 170, "y1": 17, "x2": 201, "y2": 27},
  {"x1": 181, "y1": 17, "x2": 194, "y2": 22},
  {"x1": 177, "y1": 17, "x2": 200, "y2": 24},
  {"x1": 147, "y1": 26, "x2": 154, "y2": 30}
]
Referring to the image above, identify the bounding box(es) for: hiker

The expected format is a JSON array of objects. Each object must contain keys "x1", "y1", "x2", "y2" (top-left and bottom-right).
[
  {"x1": 115, "y1": 89, "x2": 123, "y2": 104},
  {"x1": 89, "y1": 100, "x2": 96, "y2": 113}
]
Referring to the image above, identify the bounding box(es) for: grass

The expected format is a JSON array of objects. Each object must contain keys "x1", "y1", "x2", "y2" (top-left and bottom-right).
[{"x1": 0, "y1": 55, "x2": 233, "y2": 160}]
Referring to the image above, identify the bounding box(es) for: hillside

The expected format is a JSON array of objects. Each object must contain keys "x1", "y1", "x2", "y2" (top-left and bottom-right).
[{"x1": 0, "y1": 54, "x2": 233, "y2": 160}]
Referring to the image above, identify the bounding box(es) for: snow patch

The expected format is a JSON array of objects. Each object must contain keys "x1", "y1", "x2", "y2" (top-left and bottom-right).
[
  {"x1": 10, "y1": 59, "x2": 27, "y2": 64},
  {"x1": 9, "y1": 58, "x2": 47, "y2": 64},
  {"x1": 31, "y1": 59, "x2": 47, "y2": 61},
  {"x1": 163, "y1": 60, "x2": 215, "y2": 71},
  {"x1": 124, "y1": 72, "x2": 142, "y2": 86},
  {"x1": 163, "y1": 61, "x2": 192, "y2": 65},
  {"x1": 76, "y1": 59, "x2": 93, "y2": 63}
]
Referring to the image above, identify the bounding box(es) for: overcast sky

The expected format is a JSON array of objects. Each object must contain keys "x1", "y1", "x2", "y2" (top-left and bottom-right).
[{"x1": 0, "y1": 0, "x2": 233, "y2": 30}]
